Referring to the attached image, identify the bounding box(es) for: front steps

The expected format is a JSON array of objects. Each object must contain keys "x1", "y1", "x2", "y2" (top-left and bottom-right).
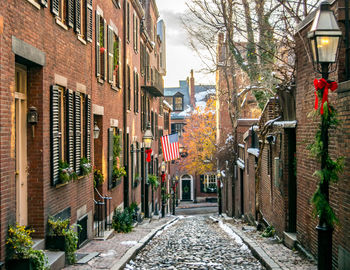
[{"x1": 33, "y1": 239, "x2": 65, "y2": 270}]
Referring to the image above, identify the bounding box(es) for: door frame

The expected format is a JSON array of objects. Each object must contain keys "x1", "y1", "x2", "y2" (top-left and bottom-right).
[
  {"x1": 15, "y1": 63, "x2": 28, "y2": 226},
  {"x1": 180, "y1": 174, "x2": 194, "y2": 201}
]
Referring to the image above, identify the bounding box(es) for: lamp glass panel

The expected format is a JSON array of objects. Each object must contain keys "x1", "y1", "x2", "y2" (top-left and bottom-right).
[
  {"x1": 316, "y1": 36, "x2": 339, "y2": 63},
  {"x1": 144, "y1": 138, "x2": 152, "y2": 148},
  {"x1": 310, "y1": 39, "x2": 317, "y2": 63}
]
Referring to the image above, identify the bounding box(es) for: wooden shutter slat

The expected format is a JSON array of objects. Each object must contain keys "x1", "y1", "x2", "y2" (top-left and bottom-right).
[
  {"x1": 67, "y1": 0, "x2": 74, "y2": 28},
  {"x1": 51, "y1": 85, "x2": 61, "y2": 186},
  {"x1": 103, "y1": 19, "x2": 107, "y2": 81},
  {"x1": 108, "y1": 26, "x2": 114, "y2": 84},
  {"x1": 96, "y1": 11, "x2": 100, "y2": 77},
  {"x1": 86, "y1": 0, "x2": 93, "y2": 42},
  {"x1": 51, "y1": 0, "x2": 59, "y2": 16},
  {"x1": 66, "y1": 89, "x2": 74, "y2": 169},
  {"x1": 75, "y1": 0, "x2": 81, "y2": 34},
  {"x1": 74, "y1": 92, "x2": 81, "y2": 175},
  {"x1": 85, "y1": 96, "x2": 91, "y2": 161},
  {"x1": 108, "y1": 128, "x2": 114, "y2": 189}
]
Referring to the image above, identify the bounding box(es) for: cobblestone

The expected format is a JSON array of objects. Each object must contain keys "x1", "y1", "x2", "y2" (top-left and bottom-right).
[{"x1": 125, "y1": 216, "x2": 265, "y2": 270}]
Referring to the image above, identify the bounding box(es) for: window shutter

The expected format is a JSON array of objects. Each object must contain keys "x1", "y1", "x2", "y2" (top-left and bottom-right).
[
  {"x1": 108, "y1": 26, "x2": 114, "y2": 84},
  {"x1": 86, "y1": 0, "x2": 93, "y2": 42},
  {"x1": 74, "y1": 92, "x2": 82, "y2": 175},
  {"x1": 66, "y1": 89, "x2": 74, "y2": 169},
  {"x1": 133, "y1": 14, "x2": 136, "y2": 51},
  {"x1": 136, "y1": 74, "x2": 139, "y2": 112},
  {"x1": 133, "y1": 71, "x2": 136, "y2": 113},
  {"x1": 50, "y1": 86, "x2": 61, "y2": 186},
  {"x1": 118, "y1": 37, "x2": 122, "y2": 88},
  {"x1": 39, "y1": 0, "x2": 48, "y2": 7},
  {"x1": 103, "y1": 19, "x2": 107, "y2": 81},
  {"x1": 95, "y1": 11, "x2": 100, "y2": 77},
  {"x1": 131, "y1": 144, "x2": 134, "y2": 184},
  {"x1": 75, "y1": 0, "x2": 81, "y2": 34},
  {"x1": 108, "y1": 128, "x2": 114, "y2": 189},
  {"x1": 51, "y1": 0, "x2": 59, "y2": 16},
  {"x1": 85, "y1": 95, "x2": 91, "y2": 161},
  {"x1": 67, "y1": 0, "x2": 74, "y2": 28}
]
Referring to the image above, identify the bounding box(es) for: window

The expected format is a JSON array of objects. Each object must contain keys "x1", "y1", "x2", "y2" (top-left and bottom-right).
[
  {"x1": 50, "y1": 86, "x2": 91, "y2": 186},
  {"x1": 140, "y1": 42, "x2": 145, "y2": 76},
  {"x1": 174, "y1": 96, "x2": 183, "y2": 111},
  {"x1": 164, "y1": 112, "x2": 169, "y2": 131},
  {"x1": 51, "y1": 0, "x2": 67, "y2": 24},
  {"x1": 159, "y1": 98, "x2": 163, "y2": 116},
  {"x1": 171, "y1": 123, "x2": 184, "y2": 137},
  {"x1": 127, "y1": 65, "x2": 131, "y2": 110},
  {"x1": 155, "y1": 113, "x2": 158, "y2": 139},
  {"x1": 127, "y1": 2, "x2": 130, "y2": 42},
  {"x1": 133, "y1": 13, "x2": 139, "y2": 53},
  {"x1": 108, "y1": 128, "x2": 122, "y2": 189},
  {"x1": 200, "y1": 175, "x2": 217, "y2": 193},
  {"x1": 108, "y1": 27, "x2": 121, "y2": 88},
  {"x1": 96, "y1": 12, "x2": 106, "y2": 80},
  {"x1": 164, "y1": 96, "x2": 173, "y2": 107},
  {"x1": 141, "y1": 90, "x2": 146, "y2": 131},
  {"x1": 134, "y1": 71, "x2": 139, "y2": 113}
]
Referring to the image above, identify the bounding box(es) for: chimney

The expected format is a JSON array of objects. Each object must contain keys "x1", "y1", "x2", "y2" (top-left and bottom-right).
[{"x1": 190, "y1": 70, "x2": 195, "y2": 108}]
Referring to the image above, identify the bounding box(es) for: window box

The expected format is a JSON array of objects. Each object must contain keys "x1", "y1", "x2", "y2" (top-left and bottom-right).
[{"x1": 6, "y1": 259, "x2": 33, "y2": 270}]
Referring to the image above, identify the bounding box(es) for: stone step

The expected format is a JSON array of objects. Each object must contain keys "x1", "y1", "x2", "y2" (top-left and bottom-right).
[
  {"x1": 33, "y1": 238, "x2": 45, "y2": 250},
  {"x1": 283, "y1": 231, "x2": 297, "y2": 249},
  {"x1": 44, "y1": 250, "x2": 65, "y2": 270}
]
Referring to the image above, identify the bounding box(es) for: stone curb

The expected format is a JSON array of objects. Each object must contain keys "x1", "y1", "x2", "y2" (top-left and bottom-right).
[
  {"x1": 215, "y1": 217, "x2": 283, "y2": 270},
  {"x1": 110, "y1": 217, "x2": 179, "y2": 270}
]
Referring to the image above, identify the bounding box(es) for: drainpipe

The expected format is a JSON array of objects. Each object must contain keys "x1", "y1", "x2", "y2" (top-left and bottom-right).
[
  {"x1": 123, "y1": 0, "x2": 128, "y2": 208},
  {"x1": 345, "y1": 0, "x2": 350, "y2": 80}
]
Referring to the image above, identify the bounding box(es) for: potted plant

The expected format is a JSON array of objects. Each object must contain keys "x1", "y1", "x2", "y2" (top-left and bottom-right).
[
  {"x1": 80, "y1": 157, "x2": 92, "y2": 176},
  {"x1": 148, "y1": 174, "x2": 159, "y2": 190},
  {"x1": 129, "y1": 202, "x2": 139, "y2": 222},
  {"x1": 112, "y1": 208, "x2": 133, "y2": 233},
  {"x1": 46, "y1": 217, "x2": 79, "y2": 265},
  {"x1": 6, "y1": 224, "x2": 48, "y2": 270},
  {"x1": 112, "y1": 166, "x2": 126, "y2": 182},
  {"x1": 94, "y1": 169, "x2": 104, "y2": 188},
  {"x1": 59, "y1": 161, "x2": 77, "y2": 183}
]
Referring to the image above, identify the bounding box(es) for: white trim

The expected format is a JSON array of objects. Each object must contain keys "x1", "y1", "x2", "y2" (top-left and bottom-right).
[{"x1": 92, "y1": 104, "x2": 104, "y2": 115}]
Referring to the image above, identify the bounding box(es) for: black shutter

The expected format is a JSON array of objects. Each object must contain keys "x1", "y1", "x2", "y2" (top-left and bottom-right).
[
  {"x1": 103, "y1": 19, "x2": 107, "y2": 81},
  {"x1": 74, "y1": 92, "x2": 81, "y2": 175},
  {"x1": 66, "y1": 89, "x2": 74, "y2": 169},
  {"x1": 131, "y1": 144, "x2": 134, "y2": 185},
  {"x1": 75, "y1": 0, "x2": 81, "y2": 34},
  {"x1": 51, "y1": 86, "x2": 61, "y2": 186},
  {"x1": 51, "y1": 0, "x2": 59, "y2": 16},
  {"x1": 108, "y1": 128, "x2": 114, "y2": 189},
  {"x1": 67, "y1": 0, "x2": 74, "y2": 28},
  {"x1": 133, "y1": 71, "x2": 136, "y2": 112},
  {"x1": 108, "y1": 26, "x2": 114, "y2": 84},
  {"x1": 39, "y1": 0, "x2": 48, "y2": 7},
  {"x1": 95, "y1": 11, "x2": 100, "y2": 77},
  {"x1": 85, "y1": 95, "x2": 91, "y2": 161},
  {"x1": 86, "y1": 0, "x2": 93, "y2": 42}
]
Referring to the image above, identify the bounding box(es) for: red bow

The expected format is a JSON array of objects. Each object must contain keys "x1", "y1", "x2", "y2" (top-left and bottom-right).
[
  {"x1": 314, "y1": 78, "x2": 338, "y2": 115},
  {"x1": 145, "y1": 149, "x2": 152, "y2": 163}
]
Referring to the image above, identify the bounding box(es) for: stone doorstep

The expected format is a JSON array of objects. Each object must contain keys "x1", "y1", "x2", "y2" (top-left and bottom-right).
[
  {"x1": 216, "y1": 217, "x2": 283, "y2": 270},
  {"x1": 283, "y1": 231, "x2": 297, "y2": 250},
  {"x1": 93, "y1": 229, "x2": 114, "y2": 241},
  {"x1": 33, "y1": 239, "x2": 66, "y2": 270},
  {"x1": 33, "y1": 238, "x2": 45, "y2": 250}
]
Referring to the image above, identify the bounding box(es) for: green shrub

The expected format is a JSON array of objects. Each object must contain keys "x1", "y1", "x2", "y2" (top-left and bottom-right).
[
  {"x1": 261, "y1": 225, "x2": 275, "y2": 238},
  {"x1": 112, "y1": 208, "x2": 133, "y2": 233},
  {"x1": 80, "y1": 157, "x2": 92, "y2": 175}
]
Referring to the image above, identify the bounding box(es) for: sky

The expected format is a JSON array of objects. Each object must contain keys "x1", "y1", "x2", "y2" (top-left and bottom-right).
[{"x1": 156, "y1": 0, "x2": 215, "y2": 88}]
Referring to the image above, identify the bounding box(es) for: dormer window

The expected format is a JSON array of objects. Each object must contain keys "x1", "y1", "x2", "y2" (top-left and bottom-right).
[{"x1": 174, "y1": 94, "x2": 184, "y2": 111}]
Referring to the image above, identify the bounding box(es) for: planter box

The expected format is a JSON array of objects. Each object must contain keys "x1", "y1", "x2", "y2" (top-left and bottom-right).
[
  {"x1": 46, "y1": 235, "x2": 65, "y2": 251},
  {"x1": 6, "y1": 259, "x2": 33, "y2": 270}
]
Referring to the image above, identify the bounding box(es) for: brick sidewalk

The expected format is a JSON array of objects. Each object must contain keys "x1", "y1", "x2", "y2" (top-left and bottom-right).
[
  {"x1": 220, "y1": 216, "x2": 317, "y2": 270},
  {"x1": 63, "y1": 216, "x2": 176, "y2": 270}
]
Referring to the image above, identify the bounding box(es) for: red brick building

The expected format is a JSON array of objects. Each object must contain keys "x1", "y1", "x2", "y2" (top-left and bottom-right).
[
  {"x1": 0, "y1": 0, "x2": 168, "y2": 266},
  {"x1": 295, "y1": 1, "x2": 350, "y2": 268}
]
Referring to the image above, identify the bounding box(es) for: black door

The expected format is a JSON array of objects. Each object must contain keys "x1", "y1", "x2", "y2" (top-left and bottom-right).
[
  {"x1": 182, "y1": 180, "x2": 191, "y2": 201},
  {"x1": 240, "y1": 169, "x2": 244, "y2": 215},
  {"x1": 287, "y1": 129, "x2": 297, "y2": 232}
]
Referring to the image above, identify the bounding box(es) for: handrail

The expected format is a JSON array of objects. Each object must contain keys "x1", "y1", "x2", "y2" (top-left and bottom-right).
[{"x1": 94, "y1": 187, "x2": 112, "y2": 200}]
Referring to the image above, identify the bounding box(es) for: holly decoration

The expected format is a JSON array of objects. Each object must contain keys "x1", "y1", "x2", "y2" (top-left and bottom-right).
[{"x1": 308, "y1": 78, "x2": 344, "y2": 227}]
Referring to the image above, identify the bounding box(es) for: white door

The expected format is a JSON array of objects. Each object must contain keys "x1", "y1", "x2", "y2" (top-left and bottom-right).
[{"x1": 15, "y1": 64, "x2": 28, "y2": 226}]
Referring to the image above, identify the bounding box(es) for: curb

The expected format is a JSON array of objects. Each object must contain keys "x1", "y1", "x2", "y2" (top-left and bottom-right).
[
  {"x1": 110, "y1": 217, "x2": 179, "y2": 270},
  {"x1": 214, "y1": 216, "x2": 282, "y2": 270}
]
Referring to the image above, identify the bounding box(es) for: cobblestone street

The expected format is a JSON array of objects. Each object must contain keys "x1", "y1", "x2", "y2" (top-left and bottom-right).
[{"x1": 125, "y1": 216, "x2": 264, "y2": 270}]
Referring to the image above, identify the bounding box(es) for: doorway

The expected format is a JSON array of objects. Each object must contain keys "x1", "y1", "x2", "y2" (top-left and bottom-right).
[
  {"x1": 240, "y1": 168, "x2": 244, "y2": 216},
  {"x1": 287, "y1": 129, "x2": 297, "y2": 232},
  {"x1": 180, "y1": 175, "x2": 193, "y2": 201},
  {"x1": 15, "y1": 64, "x2": 28, "y2": 226}
]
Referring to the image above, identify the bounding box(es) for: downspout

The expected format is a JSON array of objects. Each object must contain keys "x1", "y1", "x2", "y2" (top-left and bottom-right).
[
  {"x1": 345, "y1": 0, "x2": 350, "y2": 80},
  {"x1": 123, "y1": 0, "x2": 128, "y2": 208}
]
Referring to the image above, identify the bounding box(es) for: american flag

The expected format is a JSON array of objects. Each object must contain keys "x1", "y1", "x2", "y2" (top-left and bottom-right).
[{"x1": 161, "y1": 133, "x2": 180, "y2": 161}]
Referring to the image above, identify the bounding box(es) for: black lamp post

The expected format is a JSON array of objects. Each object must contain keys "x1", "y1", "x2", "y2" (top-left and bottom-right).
[
  {"x1": 161, "y1": 162, "x2": 166, "y2": 218},
  {"x1": 143, "y1": 122, "x2": 153, "y2": 218},
  {"x1": 307, "y1": 2, "x2": 341, "y2": 270},
  {"x1": 217, "y1": 171, "x2": 222, "y2": 216},
  {"x1": 171, "y1": 177, "x2": 176, "y2": 215}
]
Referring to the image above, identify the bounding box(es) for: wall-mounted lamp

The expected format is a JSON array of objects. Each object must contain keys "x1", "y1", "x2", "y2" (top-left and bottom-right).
[
  {"x1": 94, "y1": 122, "x2": 100, "y2": 139},
  {"x1": 27, "y1": 106, "x2": 38, "y2": 137}
]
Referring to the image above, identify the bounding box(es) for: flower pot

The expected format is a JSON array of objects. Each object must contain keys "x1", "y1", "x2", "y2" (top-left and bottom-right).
[
  {"x1": 46, "y1": 235, "x2": 65, "y2": 251},
  {"x1": 6, "y1": 259, "x2": 33, "y2": 270},
  {"x1": 100, "y1": 47, "x2": 106, "y2": 53}
]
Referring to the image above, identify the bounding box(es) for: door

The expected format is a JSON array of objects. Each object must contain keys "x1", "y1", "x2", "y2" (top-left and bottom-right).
[
  {"x1": 287, "y1": 129, "x2": 297, "y2": 232},
  {"x1": 240, "y1": 169, "x2": 244, "y2": 216},
  {"x1": 15, "y1": 64, "x2": 28, "y2": 226},
  {"x1": 182, "y1": 180, "x2": 191, "y2": 201}
]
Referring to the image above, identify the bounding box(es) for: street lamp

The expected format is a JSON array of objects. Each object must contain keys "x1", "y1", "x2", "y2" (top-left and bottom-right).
[
  {"x1": 307, "y1": 1, "x2": 342, "y2": 78},
  {"x1": 307, "y1": 2, "x2": 341, "y2": 270},
  {"x1": 143, "y1": 122, "x2": 153, "y2": 218},
  {"x1": 161, "y1": 161, "x2": 166, "y2": 218},
  {"x1": 217, "y1": 171, "x2": 222, "y2": 216}
]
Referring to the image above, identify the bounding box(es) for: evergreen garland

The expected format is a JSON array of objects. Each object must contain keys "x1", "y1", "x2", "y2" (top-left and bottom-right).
[{"x1": 308, "y1": 97, "x2": 344, "y2": 227}]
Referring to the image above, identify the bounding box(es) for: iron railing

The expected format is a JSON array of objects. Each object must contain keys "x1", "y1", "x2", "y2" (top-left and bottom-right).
[{"x1": 94, "y1": 188, "x2": 112, "y2": 237}]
